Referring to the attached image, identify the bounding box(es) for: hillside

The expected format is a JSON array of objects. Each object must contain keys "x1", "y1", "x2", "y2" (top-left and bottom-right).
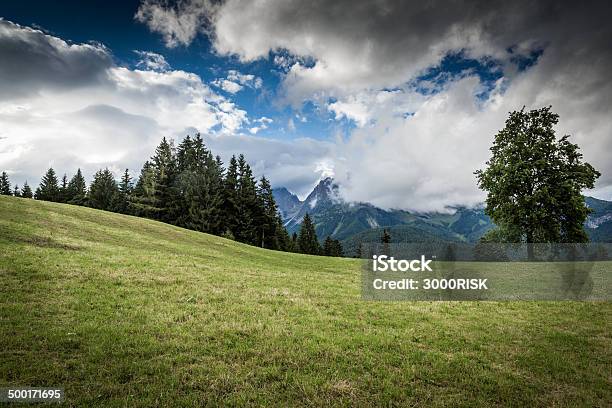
[{"x1": 1, "y1": 196, "x2": 611, "y2": 406}]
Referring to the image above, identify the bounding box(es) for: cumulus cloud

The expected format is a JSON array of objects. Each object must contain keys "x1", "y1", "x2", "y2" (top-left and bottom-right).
[
  {"x1": 139, "y1": 0, "x2": 612, "y2": 209},
  {"x1": 0, "y1": 19, "x2": 254, "y2": 187},
  {"x1": 134, "y1": 50, "x2": 170, "y2": 71},
  {"x1": 134, "y1": 0, "x2": 215, "y2": 47},
  {"x1": 212, "y1": 69, "x2": 263, "y2": 94}
]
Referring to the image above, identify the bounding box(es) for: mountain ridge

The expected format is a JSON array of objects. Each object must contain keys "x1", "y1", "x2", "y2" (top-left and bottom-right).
[{"x1": 274, "y1": 178, "x2": 612, "y2": 254}]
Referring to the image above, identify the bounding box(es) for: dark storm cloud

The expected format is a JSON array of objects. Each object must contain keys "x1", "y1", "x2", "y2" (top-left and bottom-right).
[{"x1": 0, "y1": 19, "x2": 113, "y2": 99}]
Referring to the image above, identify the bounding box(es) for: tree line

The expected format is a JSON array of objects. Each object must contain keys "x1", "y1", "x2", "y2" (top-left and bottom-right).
[{"x1": 1, "y1": 134, "x2": 343, "y2": 257}]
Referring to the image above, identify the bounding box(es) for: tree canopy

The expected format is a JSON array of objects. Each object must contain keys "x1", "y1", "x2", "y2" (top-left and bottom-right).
[{"x1": 475, "y1": 106, "x2": 600, "y2": 248}]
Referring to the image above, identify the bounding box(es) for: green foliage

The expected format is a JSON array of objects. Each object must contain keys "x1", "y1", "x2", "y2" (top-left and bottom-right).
[
  {"x1": 67, "y1": 169, "x2": 87, "y2": 205},
  {"x1": 0, "y1": 172, "x2": 11, "y2": 195},
  {"x1": 20, "y1": 181, "x2": 33, "y2": 199},
  {"x1": 475, "y1": 107, "x2": 600, "y2": 245},
  {"x1": 323, "y1": 236, "x2": 344, "y2": 257},
  {"x1": 131, "y1": 161, "x2": 158, "y2": 218},
  {"x1": 88, "y1": 168, "x2": 119, "y2": 211},
  {"x1": 115, "y1": 169, "x2": 133, "y2": 214},
  {"x1": 12, "y1": 184, "x2": 20, "y2": 197},
  {"x1": 298, "y1": 213, "x2": 321, "y2": 254},
  {"x1": 35, "y1": 168, "x2": 59, "y2": 201},
  {"x1": 58, "y1": 174, "x2": 69, "y2": 203}
]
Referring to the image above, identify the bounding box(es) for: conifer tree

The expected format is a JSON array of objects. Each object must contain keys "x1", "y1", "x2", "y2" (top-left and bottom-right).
[
  {"x1": 35, "y1": 168, "x2": 59, "y2": 201},
  {"x1": 276, "y1": 214, "x2": 293, "y2": 251},
  {"x1": 151, "y1": 137, "x2": 178, "y2": 222},
  {"x1": 257, "y1": 176, "x2": 280, "y2": 249},
  {"x1": 67, "y1": 168, "x2": 87, "y2": 205},
  {"x1": 58, "y1": 174, "x2": 69, "y2": 203},
  {"x1": 223, "y1": 155, "x2": 240, "y2": 237},
  {"x1": 323, "y1": 236, "x2": 344, "y2": 257},
  {"x1": 381, "y1": 228, "x2": 391, "y2": 255},
  {"x1": 234, "y1": 154, "x2": 261, "y2": 245},
  {"x1": 21, "y1": 181, "x2": 33, "y2": 199},
  {"x1": 297, "y1": 213, "x2": 321, "y2": 255},
  {"x1": 131, "y1": 160, "x2": 157, "y2": 218},
  {"x1": 116, "y1": 169, "x2": 133, "y2": 214},
  {"x1": 291, "y1": 232, "x2": 298, "y2": 252},
  {"x1": 0, "y1": 172, "x2": 11, "y2": 195},
  {"x1": 88, "y1": 168, "x2": 119, "y2": 211},
  {"x1": 13, "y1": 184, "x2": 20, "y2": 197}
]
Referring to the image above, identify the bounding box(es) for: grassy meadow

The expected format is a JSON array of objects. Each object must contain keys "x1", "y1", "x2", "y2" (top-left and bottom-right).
[{"x1": 0, "y1": 196, "x2": 610, "y2": 406}]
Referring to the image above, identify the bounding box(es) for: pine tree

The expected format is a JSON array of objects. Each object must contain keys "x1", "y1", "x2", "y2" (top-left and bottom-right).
[
  {"x1": 257, "y1": 176, "x2": 280, "y2": 249},
  {"x1": 0, "y1": 172, "x2": 11, "y2": 195},
  {"x1": 323, "y1": 236, "x2": 344, "y2": 257},
  {"x1": 151, "y1": 137, "x2": 178, "y2": 222},
  {"x1": 291, "y1": 232, "x2": 298, "y2": 252},
  {"x1": 35, "y1": 168, "x2": 59, "y2": 201},
  {"x1": 13, "y1": 184, "x2": 20, "y2": 197},
  {"x1": 58, "y1": 173, "x2": 69, "y2": 203},
  {"x1": 381, "y1": 228, "x2": 391, "y2": 255},
  {"x1": 116, "y1": 169, "x2": 133, "y2": 214},
  {"x1": 21, "y1": 181, "x2": 33, "y2": 199},
  {"x1": 297, "y1": 213, "x2": 321, "y2": 255},
  {"x1": 275, "y1": 213, "x2": 293, "y2": 252},
  {"x1": 88, "y1": 168, "x2": 119, "y2": 211},
  {"x1": 67, "y1": 168, "x2": 87, "y2": 205},
  {"x1": 223, "y1": 155, "x2": 240, "y2": 237},
  {"x1": 131, "y1": 161, "x2": 157, "y2": 218},
  {"x1": 323, "y1": 236, "x2": 334, "y2": 256},
  {"x1": 234, "y1": 154, "x2": 261, "y2": 245},
  {"x1": 175, "y1": 134, "x2": 225, "y2": 233}
]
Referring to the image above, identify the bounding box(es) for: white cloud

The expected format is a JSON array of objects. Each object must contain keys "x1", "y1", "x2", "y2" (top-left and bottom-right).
[
  {"x1": 134, "y1": 0, "x2": 215, "y2": 48},
  {"x1": 134, "y1": 50, "x2": 170, "y2": 72},
  {"x1": 0, "y1": 20, "x2": 250, "y2": 187},
  {"x1": 211, "y1": 78, "x2": 243, "y2": 93},
  {"x1": 137, "y1": 0, "x2": 612, "y2": 210},
  {"x1": 211, "y1": 70, "x2": 263, "y2": 94}
]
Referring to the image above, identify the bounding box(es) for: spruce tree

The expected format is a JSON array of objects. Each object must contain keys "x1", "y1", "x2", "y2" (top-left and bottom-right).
[
  {"x1": 151, "y1": 137, "x2": 178, "y2": 222},
  {"x1": 13, "y1": 184, "x2": 20, "y2": 197},
  {"x1": 381, "y1": 228, "x2": 391, "y2": 255},
  {"x1": 21, "y1": 181, "x2": 33, "y2": 199},
  {"x1": 58, "y1": 174, "x2": 69, "y2": 203},
  {"x1": 35, "y1": 168, "x2": 59, "y2": 201},
  {"x1": 116, "y1": 169, "x2": 133, "y2": 214},
  {"x1": 291, "y1": 232, "x2": 298, "y2": 252},
  {"x1": 131, "y1": 161, "x2": 157, "y2": 218},
  {"x1": 67, "y1": 168, "x2": 87, "y2": 205},
  {"x1": 234, "y1": 154, "x2": 260, "y2": 245},
  {"x1": 88, "y1": 168, "x2": 119, "y2": 211},
  {"x1": 276, "y1": 214, "x2": 293, "y2": 252},
  {"x1": 323, "y1": 236, "x2": 344, "y2": 257},
  {"x1": 297, "y1": 213, "x2": 321, "y2": 255},
  {"x1": 257, "y1": 176, "x2": 280, "y2": 249},
  {"x1": 223, "y1": 155, "x2": 240, "y2": 237},
  {"x1": 0, "y1": 172, "x2": 11, "y2": 195}
]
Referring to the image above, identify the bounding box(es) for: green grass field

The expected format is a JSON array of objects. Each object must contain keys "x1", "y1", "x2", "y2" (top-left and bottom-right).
[{"x1": 1, "y1": 196, "x2": 610, "y2": 406}]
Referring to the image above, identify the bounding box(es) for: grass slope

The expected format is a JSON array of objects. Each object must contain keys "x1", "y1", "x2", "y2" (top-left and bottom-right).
[{"x1": 1, "y1": 196, "x2": 610, "y2": 407}]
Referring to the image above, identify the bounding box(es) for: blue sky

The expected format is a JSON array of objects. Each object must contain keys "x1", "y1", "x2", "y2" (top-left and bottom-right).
[
  {"x1": 1, "y1": 1, "x2": 610, "y2": 208},
  {"x1": 1, "y1": 0, "x2": 346, "y2": 142}
]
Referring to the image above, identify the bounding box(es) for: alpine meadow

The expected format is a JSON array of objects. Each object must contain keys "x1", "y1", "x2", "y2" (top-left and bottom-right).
[{"x1": 1, "y1": 1, "x2": 611, "y2": 406}]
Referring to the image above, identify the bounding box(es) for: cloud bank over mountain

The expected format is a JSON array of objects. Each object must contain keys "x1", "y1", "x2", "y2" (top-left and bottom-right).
[{"x1": 136, "y1": 0, "x2": 612, "y2": 210}]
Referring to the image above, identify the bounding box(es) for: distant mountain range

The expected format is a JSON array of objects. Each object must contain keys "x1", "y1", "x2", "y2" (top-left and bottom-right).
[{"x1": 273, "y1": 178, "x2": 612, "y2": 255}]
